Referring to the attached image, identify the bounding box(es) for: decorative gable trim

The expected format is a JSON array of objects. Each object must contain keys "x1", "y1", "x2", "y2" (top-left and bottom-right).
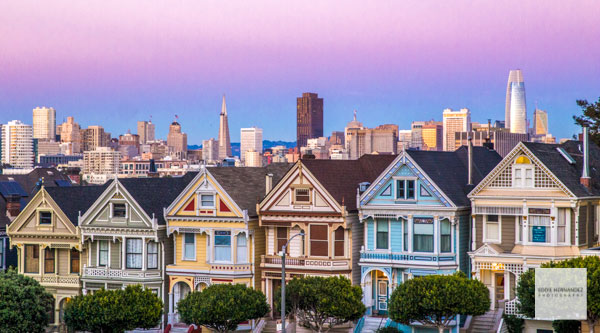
[{"x1": 471, "y1": 243, "x2": 502, "y2": 256}]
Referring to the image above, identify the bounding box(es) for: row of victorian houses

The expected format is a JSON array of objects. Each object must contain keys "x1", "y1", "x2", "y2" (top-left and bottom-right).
[{"x1": 2, "y1": 131, "x2": 600, "y2": 332}]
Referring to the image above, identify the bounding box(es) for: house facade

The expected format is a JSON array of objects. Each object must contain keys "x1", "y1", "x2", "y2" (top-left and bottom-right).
[
  {"x1": 258, "y1": 155, "x2": 395, "y2": 314},
  {"x1": 358, "y1": 147, "x2": 500, "y2": 331},
  {"x1": 164, "y1": 165, "x2": 289, "y2": 325},
  {"x1": 469, "y1": 140, "x2": 600, "y2": 330},
  {"x1": 79, "y1": 175, "x2": 195, "y2": 324}
]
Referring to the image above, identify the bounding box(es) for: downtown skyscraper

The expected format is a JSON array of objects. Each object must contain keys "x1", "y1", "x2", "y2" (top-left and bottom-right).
[
  {"x1": 505, "y1": 69, "x2": 527, "y2": 134},
  {"x1": 296, "y1": 92, "x2": 323, "y2": 149},
  {"x1": 218, "y1": 95, "x2": 232, "y2": 159}
]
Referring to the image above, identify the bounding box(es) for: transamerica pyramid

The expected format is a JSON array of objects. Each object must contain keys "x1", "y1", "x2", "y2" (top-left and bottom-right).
[{"x1": 218, "y1": 94, "x2": 232, "y2": 159}]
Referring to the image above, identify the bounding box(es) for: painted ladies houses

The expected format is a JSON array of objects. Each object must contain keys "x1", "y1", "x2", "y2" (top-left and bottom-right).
[
  {"x1": 7, "y1": 184, "x2": 107, "y2": 326},
  {"x1": 468, "y1": 136, "x2": 600, "y2": 330},
  {"x1": 258, "y1": 155, "x2": 396, "y2": 312},
  {"x1": 164, "y1": 165, "x2": 289, "y2": 325},
  {"x1": 357, "y1": 146, "x2": 501, "y2": 323},
  {"x1": 79, "y1": 175, "x2": 195, "y2": 322}
]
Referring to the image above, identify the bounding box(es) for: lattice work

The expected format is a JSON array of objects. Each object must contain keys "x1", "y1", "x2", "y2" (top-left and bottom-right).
[
  {"x1": 489, "y1": 167, "x2": 512, "y2": 187},
  {"x1": 194, "y1": 276, "x2": 211, "y2": 289},
  {"x1": 474, "y1": 206, "x2": 523, "y2": 216},
  {"x1": 534, "y1": 167, "x2": 558, "y2": 188},
  {"x1": 474, "y1": 262, "x2": 524, "y2": 276}
]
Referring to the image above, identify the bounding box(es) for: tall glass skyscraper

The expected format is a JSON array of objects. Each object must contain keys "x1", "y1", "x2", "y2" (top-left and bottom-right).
[{"x1": 505, "y1": 69, "x2": 527, "y2": 134}]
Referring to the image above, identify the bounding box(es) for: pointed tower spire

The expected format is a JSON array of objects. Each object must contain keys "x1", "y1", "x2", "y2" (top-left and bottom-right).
[
  {"x1": 218, "y1": 95, "x2": 232, "y2": 160},
  {"x1": 221, "y1": 94, "x2": 227, "y2": 116}
]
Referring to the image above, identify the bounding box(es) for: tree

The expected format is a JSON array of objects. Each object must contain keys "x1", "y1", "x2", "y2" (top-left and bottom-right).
[
  {"x1": 64, "y1": 284, "x2": 163, "y2": 333},
  {"x1": 516, "y1": 256, "x2": 600, "y2": 333},
  {"x1": 276, "y1": 276, "x2": 365, "y2": 332},
  {"x1": 177, "y1": 283, "x2": 269, "y2": 333},
  {"x1": 0, "y1": 268, "x2": 55, "y2": 333},
  {"x1": 573, "y1": 97, "x2": 600, "y2": 145},
  {"x1": 388, "y1": 272, "x2": 490, "y2": 333}
]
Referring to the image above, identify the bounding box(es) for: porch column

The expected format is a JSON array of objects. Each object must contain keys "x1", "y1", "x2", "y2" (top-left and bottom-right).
[
  {"x1": 121, "y1": 237, "x2": 126, "y2": 270},
  {"x1": 433, "y1": 216, "x2": 439, "y2": 254},
  {"x1": 87, "y1": 240, "x2": 91, "y2": 267},
  {"x1": 142, "y1": 237, "x2": 147, "y2": 271},
  {"x1": 504, "y1": 270, "x2": 510, "y2": 300},
  {"x1": 168, "y1": 291, "x2": 174, "y2": 324},
  {"x1": 408, "y1": 215, "x2": 413, "y2": 253},
  {"x1": 471, "y1": 215, "x2": 477, "y2": 251},
  {"x1": 107, "y1": 239, "x2": 111, "y2": 271}
]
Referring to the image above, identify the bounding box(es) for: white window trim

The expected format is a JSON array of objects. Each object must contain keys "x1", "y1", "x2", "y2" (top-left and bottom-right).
[
  {"x1": 197, "y1": 192, "x2": 216, "y2": 209},
  {"x1": 374, "y1": 219, "x2": 391, "y2": 252},
  {"x1": 182, "y1": 233, "x2": 196, "y2": 261},
  {"x1": 213, "y1": 229, "x2": 233, "y2": 263},
  {"x1": 439, "y1": 218, "x2": 453, "y2": 254},
  {"x1": 512, "y1": 165, "x2": 534, "y2": 188},
  {"x1": 98, "y1": 240, "x2": 109, "y2": 267},
  {"x1": 308, "y1": 223, "x2": 329, "y2": 258},
  {"x1": 483, "y1": 215, "x2": 502, "y2": 244},
  {"x1": 68, "y1": 248, "x2": 80, "y2": 275},
  {"x1": 37, "y1": 209, "x2": 54, "y2": 227},
  {"x1": 411, "y1": 218, "x2": 436, "y2": 254},
  {"x1": 110, "y1": 202, "x2": 128, "y2": 220},
  {"x1": 393, "y1": 177, "x2": 418, "y2": 201},
  {"x1": 525, "y1": 214, "x2": 553, "y2": 245},
  {"x1": 236, "y1": 233, "x2": 248, "y2": 264},
  {"x1": 147, "y1": 241, "x2": 159, "y2": 269}
]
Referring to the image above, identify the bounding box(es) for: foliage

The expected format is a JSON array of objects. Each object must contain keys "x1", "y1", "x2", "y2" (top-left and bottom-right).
[
  {"x1": 177, "y1": 283, "x2": 269, "y2": 333},
  {"x1": 64, "y1": 284, "x2": 162, "y2": 333},
  {"x1": 0, "y1": 268, "x2": 54, "y2": 333},
  {"x1": 573, "y1": 97, "x2": 600, "y2": 145},
  {"x1": 552, "y1": 319, "x2": 581, "y2": 333},
  {"x1": 276, "y1": 276, "x2": 365, "y2": 332},
  {"x1": 388, "y1": 272, "x2": 490, "y2": 333},
  {"x1": 516, "y1": 256, "x2": 600, "y2": 333},
  {"x1": 502, "y1": 314, "x2": 524, "y2": 333},
  {"x1": 375, "y1": 326, "x2": 403, "y2": 333}
]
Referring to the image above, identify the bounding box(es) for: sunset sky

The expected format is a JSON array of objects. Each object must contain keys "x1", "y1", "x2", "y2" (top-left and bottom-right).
[{"x1": 1, "y1": 1, "x2": 599, "y2": 143}]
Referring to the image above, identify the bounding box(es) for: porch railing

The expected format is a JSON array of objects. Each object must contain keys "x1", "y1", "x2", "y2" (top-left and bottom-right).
[
  {"x1": 34, "y1": 275, "x2": 80, "y2": 286},
  {"x1": 261, "y1": 255, "x2": 350, "y2": 270},
  {"x1": 360, "y1": 250, "x2": 456, "y2": 264},
  {"x1": 83, "y1": 267, "x2": 161, "y2": 279}
]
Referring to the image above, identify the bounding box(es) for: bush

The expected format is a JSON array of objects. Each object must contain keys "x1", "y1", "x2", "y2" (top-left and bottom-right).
[
  {"x1": 376, "y1": 327, "x2": 403, "y2": 333},
  {"x1": 502, "y1": 314, "x2": 524, "y2": 333}
]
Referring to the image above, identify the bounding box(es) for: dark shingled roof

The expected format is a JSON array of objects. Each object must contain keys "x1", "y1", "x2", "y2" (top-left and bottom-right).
[
  {"x1": 208, "y1": 164, "x2": 292, "y2": 216},
  {"x1": 118, "y1": 173, "x2": 197, "y2": 225},
  {"x1": 522, "y1": 140, "x2": 600, "y2": 197},
  {"x1": 407, "y1": 146, "x2": 502, "y2": 207},
  {"x1": 301, "y1": 154, "x2": 398, "y2": 212},
  {"x1": 45, "y1": 184, "x2": 111, "y2": 226}
]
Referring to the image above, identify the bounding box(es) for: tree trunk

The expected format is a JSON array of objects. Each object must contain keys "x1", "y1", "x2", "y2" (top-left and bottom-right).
[
  {"x1": 588, "y1": 319, "x2": 595, "y2": 333},
  {"x1": 438, "y1": 326, "x2": 445, "y2": 333}
]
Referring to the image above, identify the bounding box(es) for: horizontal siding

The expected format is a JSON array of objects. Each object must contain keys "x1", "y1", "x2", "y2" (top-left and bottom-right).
[
  {"x1": 500, "y1": 215, "x2": 516, "y2": 252},
  {"x1": 58, "y1": 248, "x2": 69, "y2": 275},
  {"x1": 110, "y1": 241, "x2": 120, "y2": 269},
  {"x1": 289, "y1": 228, "x2": 302, "y2": 257},
  {"x1": 90, "y1": 241, "x2": 97, "y2": 267},
  {"x1": 349, "y1": 214, "x2": 361, "y2": 285},
  {"x1": 267, "y1": 227, "x2": 274, "y2": 255},
  {"x1": 475, "y1": 215, "x2": 483, "y2": 249},
  {"x1": 390, "y1": 220, "x2": 402, "y2": 252},
  {"x1": 367, "y1": 220, "x2": 374, "y2": 251}
]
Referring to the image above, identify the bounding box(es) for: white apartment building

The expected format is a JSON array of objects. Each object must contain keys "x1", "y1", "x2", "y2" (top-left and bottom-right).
[
  {"x1": 1, "y1": 120, "x2": 34, "y2": 169},
  {"x1": 442, "y1": 108, "x2": 471, "y2": 151},
  {"x1": 32, "y1": 107, "x2": 56, "y2": 140},
  {"x1": 82, "y1": 147, "x2": 121, "y2": 184},
  {"x1": 202, "y1": 138, "x2": 219, "y2": 164},
  {"x1": 244, "y1": 149, "x2": 262, "y2": 167},
  {"x1": 240, "y1": 127, "x2": 263, "y2": 161}
]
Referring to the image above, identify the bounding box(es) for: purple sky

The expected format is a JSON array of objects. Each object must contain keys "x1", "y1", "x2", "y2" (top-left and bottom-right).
[{"x1": 1, "y1": 1, "x2": 599, "y2": 143}]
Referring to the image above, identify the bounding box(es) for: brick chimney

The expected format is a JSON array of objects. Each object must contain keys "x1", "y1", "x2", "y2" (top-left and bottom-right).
[
  {"x1": 265, "y1": 173, "x2": 273, "y2": 195},
  {"x1": 6, "y1": 194, "x2": 21, "y2": 219},
  {"x1": 581, "y1": 126, "x2": 591, "y2": 189}
]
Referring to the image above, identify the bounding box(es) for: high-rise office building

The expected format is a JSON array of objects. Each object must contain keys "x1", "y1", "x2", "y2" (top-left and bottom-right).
[
  {"x1": 1, "y1": 120, "x2": 34, "y2": 169},
  {"x1": 58, "y1": 116, "x2": 81, "y2": 154},
  {"x1": 330, "y1": 131, "x2": 345, "y2": 146},
  {"x1": 218, "y1": 95, "x2": 232, "y2": 159},
  {"x1": 202, "y1": 138, "x2": 219, "y2": 164},
  {"x1": 82, "y1": 147, "x2": 121, "y2": 184},
  {"x1": 422, "y1": 121, "x2": 443, "y2": 151},
  {"x1": 296, "y1": 92, "x2": 323, "y2": 148},
  {"x1": 137, "y1": 120, "x2": 155, "y2": 144},
  {"x1": 167, "y1": 118, "x2": 188, "y2": 158},
  {"x1": 32, "y1": 107, "x2": 56, "y2": 141},
  {"x1": 244, "y1": 150, "x2": 262, "y2": 167},
  {"x1": 505, "y1": 69, "x2": 527, "y2": 134},
  {"x1": 533, "y1": 108, "x2": 548, "y2": 136},
  {"x1": 410, "y1": 121, "x2": 425, "y2": 150},
  {"x1": 82, "y1": 126, "x2": 110, "y2": 152},
  {"x1": 240, "y1": 127, "x2": 263, "y2": 161},
  {"x1": 345, "y1": 112, "x2": 398, "y2": 159},
  {"x1": 442, "y1": 108, "x2": 471, "y2": 151}
]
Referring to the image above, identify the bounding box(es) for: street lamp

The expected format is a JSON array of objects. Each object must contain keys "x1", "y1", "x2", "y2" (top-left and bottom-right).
[{"x1": 281, "y1": 232, "x2": 304, "y2": 333}]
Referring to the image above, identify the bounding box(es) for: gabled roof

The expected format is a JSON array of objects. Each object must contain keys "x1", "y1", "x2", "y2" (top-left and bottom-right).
[
  {"x1": 301, "y1": 154, "x2": 398, "y2": 211},
  {"x1": 405, "y1": 146, "x2": 502, "y2": 207},
  {"x1": 521, "y1": 140, "x2": 600, "y2": 197},
  {"x1": 207, "y1": 164, "x2": 292, "y2": 216},
  {"x1": 45, "y1": 184, "x2": 110, "y2": 226},
  {"x1": 117, "y1": 173, "x2": 197, "y2": 225}
]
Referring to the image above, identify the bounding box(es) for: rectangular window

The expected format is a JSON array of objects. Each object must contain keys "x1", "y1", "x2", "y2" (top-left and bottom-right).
[
  {"x1": 126, "y1": 239, "x2": 142, "y2": 269},
  {"x1": 236, "y1": 234, "x2": 247, "y2": 263},
  {"x1": 295, "y1": 188, "x2": 310, "y2": 203},
  {"x1": 44, "y1": 248, "x2": 55, "y2": 273},
  {"x1": 396, "y1": 180, "x2": 416, "y2": 200},
  {"x1": 376, "y1": 220, "x2": 389, "y2": 249},
  {"x1": 485, "y1": 215, "x2": 500, "y2": 242},
  {"x1": 113, "y1": 203, "x2": 126, "y2": 218},
  {"x1": 525, "y1": 169, "x2": 534, "y2": 187},
  {"x1": 517, "y1": 216, "x2": 523, "y2": 243},
  {"x1": 25, "y1": 244, "x2": 39, "y2": 273},
  {"x1": 183, "y1": 233, "x2": 196, "y2": 260},
  {"x1": 413, "y1": 218, "x2": 434, "y2": 252},
  {"x1": 529, "y1": 215, "x2": 551, "y2": 243},
  {"x1": 200, "y1": 194, "x2": 214, "y2": 207},
  {"x1": 334, "y1": 228, "x2": 344, "y2": 257},
  {"x1": 407, "y1": 180, "x2": 415, "y2": 199},
  {"x1": 39, "y1": 212, "x2": 52, "y2": 225},
  {"x1": 99, "y1": 241, "x2": 109, "y2": 266},
  {"x1": 396, "y1": 180, "x2": 405, "y2": 199},
  {"x1": 440, "y1": 219, "x2": 451, "y2": 253},
  {"x1": 215, "y1": 231, "x2": 232, "y2": 262},
  {"x1": 514, "y1": 169, "x2": 523, "y2": 187},
  {"x1": 403, "y1": 219, "x2": 408, "y2": 251},
  {"x1": 276, "y1": 227, "x2": 287, "y2": 254},
  {"x1": 147, "y1": 242, "x2": 158, "y2": 269},
  {"x1": 310, "y1": 225, "x2": 328, "y2": 256},
  {"x1": 557, "y1": 209, "x2": 567, "y2": 243},
  {"x1": 70, "y1": 249, "x2": 80, "y2": 274}
]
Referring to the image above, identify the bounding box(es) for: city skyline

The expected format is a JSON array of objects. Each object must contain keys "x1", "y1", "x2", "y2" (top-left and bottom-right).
[{"x1": 1, "y1": 1, "x2": 599, "y2": 143}]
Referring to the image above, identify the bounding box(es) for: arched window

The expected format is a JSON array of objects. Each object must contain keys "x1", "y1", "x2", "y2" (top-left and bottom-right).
[{"x1": 513, "y1": 155, "x2": 534, "y2": 188}]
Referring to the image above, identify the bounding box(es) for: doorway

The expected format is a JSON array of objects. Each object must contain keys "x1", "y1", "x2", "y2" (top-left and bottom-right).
[{"x1": 495, "y1": 273, "x2": 505, "y2": 305}]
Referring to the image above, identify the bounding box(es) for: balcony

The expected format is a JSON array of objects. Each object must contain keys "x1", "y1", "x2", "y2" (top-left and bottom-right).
[
  {"x1": 359, "y1": 250, "x2": 456, "y2": 267},
  {"x1": 82, "y1": 266, "x2": 162, "y2": 280},
  {"x1": 260, "y1": 255, "x2": 350, "y2": 271},
  {"x1": 32, "y1": 275, "x2": 80, "y2": 287},
  {"x1": 209, "y1": 263, "x2": 252, "y2": 272}
]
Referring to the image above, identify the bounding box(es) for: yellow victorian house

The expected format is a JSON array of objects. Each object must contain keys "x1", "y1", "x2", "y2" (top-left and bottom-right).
[
  {"x1": 7, "y1": 184, "x2": 107, "y2": 326},
  {"x1": 164, "y1": 165, "x2": 289, "y2": 326}
]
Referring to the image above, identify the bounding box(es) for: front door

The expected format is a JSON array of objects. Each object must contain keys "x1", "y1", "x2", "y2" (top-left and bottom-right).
[
  {"x1": 377, "y1": 280, "x2": 388, "y2": 314},
  {"x1": 495, "y1": 273, "x2": 505, "y2": 304},
  {"x1": 272, "y1": 279, "x2": 282, "y2": 318}
]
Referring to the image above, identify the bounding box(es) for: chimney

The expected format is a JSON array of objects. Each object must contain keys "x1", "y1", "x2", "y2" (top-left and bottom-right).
[
  {"x1": 468, "y1": 136, "x2": 473, "y2": 186},
  {"x1": 265, "y1": 173, "x2": 273, "y2": 195},
  {"x1": 6, "y1": 194, "x2": 21, "y2": 220},
  {"x1": 581, "y1": 126, "x2": 591, "y2": 189}
]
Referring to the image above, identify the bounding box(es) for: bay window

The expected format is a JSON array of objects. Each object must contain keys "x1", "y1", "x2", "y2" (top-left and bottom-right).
[
  {"x1": 334, "y1": 227, "x2": 344, "y2": 257},
  {"x1": 147, "y1": 242, "x2": 158, "y2": 269},
  {"x1": 403, "y1": 219, "x2": 408, "y2": 251},
  {"x1": 236, "y1": 234, "x2": 247, "y2": 263},
  {"x1": 70, "y1": 249, "x2": 80, "y2": 274},
  {"x1": 310, "y1": 225, "x2": 328, "y2": 256},
  {"x1": 25, "y1": 244, "x2": 39, "y2": 273},
  {"x1": 529, "y1": 215, "x2": 551, "y2": 243},
  {"x1": 99, "y1": 241, "x2": 108, "y2": 266},
  {"x1": 413, "y1": 218, "x2": 433, "y2": 252},
  {"x1": 44, "y1": 248, "x2": 55, "y2": 274},
  {"x1": 126, "y1": 239, "x2": 142, "y2": 269},
  {"x1": 183, "y1": 233, "x2": 196, "y2": 260},
  {"x1": 440, "y1": 219, "x2": 451, "y2": 253},
  {"x1": 215, "y1": 231, "x2": 232, "y2": 262},
  {"x1": 557, "y1": 208, "x2": 567, "y2": 243},
  {"x1": 485, "y1": 215, "x2": 500, "y2": 242},
  {"x1": 376, "y1": 220, "x2": 388, "y2": 249}
]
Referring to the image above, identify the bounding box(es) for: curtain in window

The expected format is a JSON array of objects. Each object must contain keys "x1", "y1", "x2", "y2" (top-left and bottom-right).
[
  {"x1": 334, "y1": 227, "x2": 344, "y2": 257},
  {"x1": 25, "y1": 244, "x2": 39, "y2": 273},
  {"x1": 376, "y1": 220, "x2": 388, "y2": 249},
  {"x1": 310, "y1": 225, "x2": 328, "y2": 256},
  {"x1": 440, "y1": 219, "x2": 451, "y2": 253},
  {"x1": 529, "y1": 215, "x2": 551, "y2": 243},
  {"x1": 44, "y1": 248, "x2": 55, "y2": 273},
  {"x1": 277, "y1": 227, "x2": 287, "y2": 253},
  {"x1": 413, "y1": 220, "x2": 433, "y2": 252},
  {"x1": 184, "y1": 233, "x2": 195, "y2": 260},
  {"x1": 557, "y1": 209, "x2": 567, "y2": 243},
  {"x1": 486, "y1": 216, "x2": 500, "y2": 241},
  {"x1": 147, "y1": 242, "x2": 158, "y2": 269},
  {"x1": 126, "y1": 239, "x2": 142, "y2": 269},
  {"x1": 70, "y1": 249, "x2": 80, "y2": 274},
  {"x1": 99, "y1": 241, "x2": 109, "y2": 266},
  {"x1": 215, "y1": 231, "x2": 231, "y2": 262},
  {"x1": 236, "y1": 234, "x2": 247, "y2": 263}
]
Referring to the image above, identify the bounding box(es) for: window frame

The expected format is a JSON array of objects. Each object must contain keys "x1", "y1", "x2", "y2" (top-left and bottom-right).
[
  {"x1": 483, "y1": 214, "x2": 502, "y2": 243},
  {"x1": 98, "y1": 240, "x2": 109, "y2": 267},
  {"x1": 44, "y1": 248, "x2": 55, "y2": 274},
  {"x1": 236, "y1": 233, "x2": 248, "y2": 263},
  {"x1": 182, "y1": 233, "x2": 196, "y2": 261},
  {"x1": 413, "y1": 218, "x2": 434, "y2": 253},
  {"x1": 293, "y1": 187, "x2": 311, "y2": 205},
  {"x1": 309, "y1": 224, "x2": 329, "y2": 257},
  {"x1": 70, "y1": 248, "x2": 80, "y2": 274},
  {"x1": 112, "y1": 202, "x2": 127, "y2": 219},
  {"x1": 24, "y1": 244, "x2": 40, "y2": 274},
  {"x1": 440, "y1": 219, "x2": 452, "y2": 253},
  {"x1": 395, "y1": 178, "x2": 417, "y2": 200},
  {"x1": 200, "y1": 194, "x2": 215, "y2": 208},
  {"x1": 125, "y1": 238, "x2": 143, "y2": 269},
  {"x1": 214, "y1": 230, "x2": 232, "y2": 263},
  {"x1": 38, "y1": 210, "x2": 53, "y2": 226},
  {"x1": 334, "y1": 227, "x2": 345, "y2": 257},
  {"x1": 147, "y1": 241, "x2": 159, "y2": 269},
  {"x1": 375, "y1": 219, "x2": 389, "y2": 250}
]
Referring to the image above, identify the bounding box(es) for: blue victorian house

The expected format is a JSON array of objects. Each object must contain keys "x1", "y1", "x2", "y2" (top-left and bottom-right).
[{"x1": 357, "y1": 146, "x2": 500, "y2": 331}]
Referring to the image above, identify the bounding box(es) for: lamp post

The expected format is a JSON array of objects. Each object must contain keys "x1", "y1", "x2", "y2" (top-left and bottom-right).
[{"x1": 281, "y1": 232, "x2": 304, "y2": 333}]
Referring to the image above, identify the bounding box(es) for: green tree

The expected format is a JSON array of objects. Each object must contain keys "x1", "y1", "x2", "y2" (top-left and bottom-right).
[
  {"x1": 388, "y1": 272, "x2": 490, "y2": 333},
  {"x1": 177, "y1": 283, "x2": 269, "y2": 333},
  {"x1": 516, "y1": 256, "x2": 600, "y2": 333},
  {"x1": 64, "y1": 285, "x2": 163, "y2": 333},
  {"x1": 0, "y1": 268, "x2": 54, "y2": 333},
  {"x1": 573, "y1": 97, "x2": 600, "y2": 145},
  {"x1": 276, "y1": 276, "x2": 365, "y2": 332}
]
